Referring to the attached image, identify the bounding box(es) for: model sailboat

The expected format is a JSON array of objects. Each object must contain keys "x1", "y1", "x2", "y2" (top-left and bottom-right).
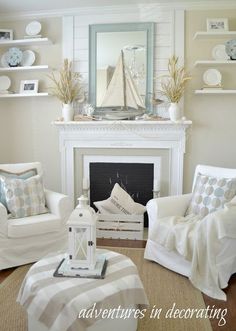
[{"x1": 100, "y1": 50, "x2": 145, "y2": 118}]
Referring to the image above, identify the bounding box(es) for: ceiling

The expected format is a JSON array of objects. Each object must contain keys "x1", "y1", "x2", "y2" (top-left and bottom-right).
[{"x1": 0, "y1": 0, "x2": 229, "y2": 14}]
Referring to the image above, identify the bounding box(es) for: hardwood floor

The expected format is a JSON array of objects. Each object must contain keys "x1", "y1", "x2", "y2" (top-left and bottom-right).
[
  {"x1": 0, "y1": 267, "x2": 16, "y2": 284},
  {"x1": 0, "y1": 239, "x2": 235, "y2": 331}
]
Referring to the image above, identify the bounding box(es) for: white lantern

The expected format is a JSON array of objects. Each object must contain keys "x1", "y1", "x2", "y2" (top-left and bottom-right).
[{"x1": 67, "y1": 195, "x2": 97, "y2": 270}]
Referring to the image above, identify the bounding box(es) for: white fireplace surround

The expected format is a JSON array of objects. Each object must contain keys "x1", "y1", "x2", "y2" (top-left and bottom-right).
[{"x1": 54, "y1": 120, "x2": 192, "y2": 206}]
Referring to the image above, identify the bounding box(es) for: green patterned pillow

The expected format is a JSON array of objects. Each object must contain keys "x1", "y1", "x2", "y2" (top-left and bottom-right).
[
  {"x1": 0, "y1": 175, "x2": 47, "y2": 218},
  {"x1": 0, "y1": 168, "x2": 37, "y2": 209},
  {"x1": 186, "y1": 173, "x2": 236, "y2": 218}
]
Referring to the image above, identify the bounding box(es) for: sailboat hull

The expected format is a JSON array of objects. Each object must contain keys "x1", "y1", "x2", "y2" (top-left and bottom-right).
[{"x1": 94, "y1": 108, "x2": 145, "y2": 120}]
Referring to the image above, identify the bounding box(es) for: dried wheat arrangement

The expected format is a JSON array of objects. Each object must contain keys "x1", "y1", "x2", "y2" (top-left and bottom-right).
[
  {"x1": 159, "y1": 55, "x2": 191, "y2": 103},
  {"x1": 48, "y1": 59, "x2": 84, "y2": 104}
]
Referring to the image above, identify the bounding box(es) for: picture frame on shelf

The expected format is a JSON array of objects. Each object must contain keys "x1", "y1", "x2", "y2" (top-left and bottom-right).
[
  {"x1": 206, "y1": 18, "x2": 229, "y2": 32},
  {"x1": 0, "y1": 29, "x2": 13, "y2": 41},
  {"x1": 20, "y1": 80, "x2": 38, "y2": 94}
]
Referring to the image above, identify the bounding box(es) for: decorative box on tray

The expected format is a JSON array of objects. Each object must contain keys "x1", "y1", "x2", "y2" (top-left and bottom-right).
[{"x1": 96, "y1": 212, "x2": 144, "y2": 240}]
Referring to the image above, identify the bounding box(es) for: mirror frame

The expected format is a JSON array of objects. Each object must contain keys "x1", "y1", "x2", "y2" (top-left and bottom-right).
[{"x1": 89, "y1": 22, "x2": 154, "y2": 111}]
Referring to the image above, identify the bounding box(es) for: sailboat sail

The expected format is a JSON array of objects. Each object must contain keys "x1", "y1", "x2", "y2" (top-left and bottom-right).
[{"x1": 100, "y1": 51, "x2": 145, "y2": 110}]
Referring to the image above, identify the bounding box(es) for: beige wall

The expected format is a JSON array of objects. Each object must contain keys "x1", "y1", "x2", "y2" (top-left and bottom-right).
[
  {"x1": 0, "y1": 17, "x2": 62, "y2": 192},
  {"x1": 184, "y1": 9, "x2": 236, "y2": 192}
]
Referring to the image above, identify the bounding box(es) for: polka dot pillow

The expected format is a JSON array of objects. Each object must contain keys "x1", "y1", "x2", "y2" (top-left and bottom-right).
[
  {"x1": 0, "y1": 175, "x2": 47, "y2": 218},
  {"x1": 185, "y1": 173, "x2": 236, "y2": 219},
  {"x1": 0, "y1": 168, "x2": 37, "y2": 210}
]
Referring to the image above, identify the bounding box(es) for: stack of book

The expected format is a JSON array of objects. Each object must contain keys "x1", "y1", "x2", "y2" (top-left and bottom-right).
[
  {"x1": 202, "y1": 84, "x2": 222, "y2": 91},
  {"x1": 54, "y1": 254, "x2": 107, "y2": 279},
  {"x1": 24, "y1": 35, "x2": 42, "y2": 39},
  {"x1": 0, "y1": 90, "x2": 13, "y2": 94}
]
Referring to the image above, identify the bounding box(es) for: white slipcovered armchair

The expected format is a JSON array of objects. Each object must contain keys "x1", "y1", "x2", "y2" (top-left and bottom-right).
[
  {"x1": 0, "y1": 162, "x2": 72, "y2": 270},
  {"x1": 144, "y1": 164, "x2": 236, "y2": 300}
]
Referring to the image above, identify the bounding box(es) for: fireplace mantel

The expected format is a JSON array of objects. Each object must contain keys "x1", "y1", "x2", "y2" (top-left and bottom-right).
[{"x1": 54, "y1": 120, "x2": 192, "y2": 204}]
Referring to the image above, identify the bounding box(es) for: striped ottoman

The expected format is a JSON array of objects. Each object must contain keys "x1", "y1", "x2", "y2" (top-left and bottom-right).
[{"x1": 17, "y1": 249, "x2": 149, "y2": 331}]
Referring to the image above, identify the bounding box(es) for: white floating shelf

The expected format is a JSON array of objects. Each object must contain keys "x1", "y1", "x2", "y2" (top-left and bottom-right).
[
  {"x1": 195, "y1": 89, "x2": 236, "y2": 94},
  {"x1": 0, "y1": 65, "x2": 49, "y2": 72},
  {"x1": 0, "y1": 92, "x2": 49, "y2": 98},
  {"x1": 194, "y1": 31, "x2": 236, "y2": 40},
  {"x1": 194, "y1": 60, "x2": 236, "y2": 66},
  {"x1": 0, "y1": 38, "x2": 52, "y2": 47}
]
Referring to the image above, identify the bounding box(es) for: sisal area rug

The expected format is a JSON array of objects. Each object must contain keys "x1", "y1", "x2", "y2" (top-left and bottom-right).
[{"x1": 0, "y1": 247, "x2": 212, "y2": 331}]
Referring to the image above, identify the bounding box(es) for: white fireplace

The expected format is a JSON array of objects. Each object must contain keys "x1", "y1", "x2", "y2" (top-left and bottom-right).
[{"x1": 54, "y1": 120, "x2": 192, "y2": 207}]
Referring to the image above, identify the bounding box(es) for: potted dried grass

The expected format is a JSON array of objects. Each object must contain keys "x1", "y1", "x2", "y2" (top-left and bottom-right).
[
  {"x1": 159, "y1": 56, "x2": 191, "y2": 121},
  {"x1": 48, "y1": 59, "x2": 84, "y2": 121}
]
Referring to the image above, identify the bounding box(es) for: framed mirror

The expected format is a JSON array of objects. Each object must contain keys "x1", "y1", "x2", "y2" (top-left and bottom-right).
[{"x1": 89, "y1": 22, "x2": 154, "y2": 113}]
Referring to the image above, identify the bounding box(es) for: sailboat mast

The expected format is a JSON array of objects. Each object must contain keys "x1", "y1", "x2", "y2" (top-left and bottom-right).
[{"x1": 121, "y1": 50, "x2": 127, "y2": 111}]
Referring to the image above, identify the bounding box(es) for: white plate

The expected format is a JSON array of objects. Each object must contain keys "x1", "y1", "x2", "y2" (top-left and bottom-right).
[
  {"x1": 25, "y1": 21, "x2": 41, "y2": 36},
  {"x1": 1, "y1": 52, "x2": 9, "y2": 67},
  {"x1": 0, "y1": 75, "x2": 11, "y2": 90},
  {"x1": 212, "y1": 44, "x2": 230, "y2": 60},
  {"x1": 21, "y1": 50, "x2": 35, "y2": 66},
  {"x1": 203, "y1": 69, "x2": 222, "y2": 86}
]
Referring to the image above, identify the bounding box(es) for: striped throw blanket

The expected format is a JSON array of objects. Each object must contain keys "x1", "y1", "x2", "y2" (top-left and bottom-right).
[{"x1": 17, "y1": 249, "x2": 149, "y2": 331}]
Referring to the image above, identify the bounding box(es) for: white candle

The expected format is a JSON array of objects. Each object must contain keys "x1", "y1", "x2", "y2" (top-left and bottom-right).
[
  {"x1": 83, "y1": 178, "x2": 89, "y2": 190},
  {"x1": 154, "y1": 179, "x2": 160, "y2": 191}
]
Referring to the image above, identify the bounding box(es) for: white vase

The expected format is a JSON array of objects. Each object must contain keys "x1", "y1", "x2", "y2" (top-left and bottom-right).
[
  {"x1": 62, "y1": 103, "x2": 74, "y2": 122},
  {"x1": 168, "y1": 102, "x2": 181, "y2": 121}
]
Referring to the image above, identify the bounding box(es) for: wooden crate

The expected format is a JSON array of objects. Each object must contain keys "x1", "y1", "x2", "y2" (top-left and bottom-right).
[{"x1": 96, "y1": 213, "x2": 144, "y2": 240}]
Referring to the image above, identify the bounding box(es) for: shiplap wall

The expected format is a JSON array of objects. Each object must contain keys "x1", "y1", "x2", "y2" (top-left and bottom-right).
[{"x1": 63, "y1": 5, "x2": 184, "y2": 117}]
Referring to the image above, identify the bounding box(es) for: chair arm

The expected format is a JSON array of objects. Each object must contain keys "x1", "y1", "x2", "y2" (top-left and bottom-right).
[
  {"x1": 44, "y1": 189, "x2": 72, "y2": 224},
  {"x1": 147, "y1": 193, "x2": 192, "y2": 222},
  {"x1": 0, "y1": 202, "x2": 8, "y2": 236}
]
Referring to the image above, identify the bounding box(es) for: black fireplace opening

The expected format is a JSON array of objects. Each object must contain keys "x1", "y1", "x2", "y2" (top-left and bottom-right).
[{"x1": 89, "y1": 162, "x2": 154, "y2": 227}]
